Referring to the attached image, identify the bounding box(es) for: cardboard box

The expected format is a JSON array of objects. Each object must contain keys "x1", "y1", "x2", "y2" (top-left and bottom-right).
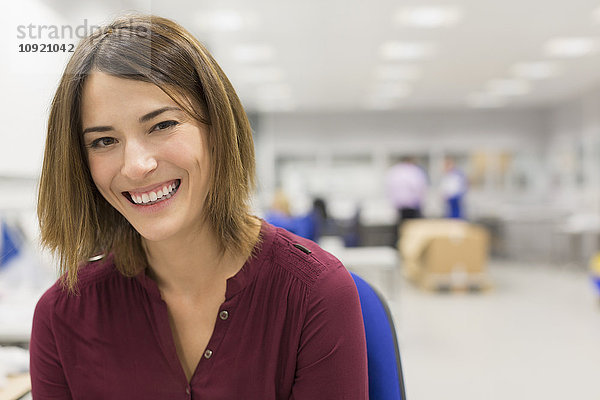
[{"x1": 399, "y1": 219, "x2": 490, "y2": 290}]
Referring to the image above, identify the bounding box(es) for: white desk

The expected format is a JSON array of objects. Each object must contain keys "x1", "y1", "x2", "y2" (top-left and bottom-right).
[
  {"x1": 0, "y1": 302, "x2": 35, "y2": 346},
  {"x1": 320, "y1": 243, "x2": 399, "y2": 299}
]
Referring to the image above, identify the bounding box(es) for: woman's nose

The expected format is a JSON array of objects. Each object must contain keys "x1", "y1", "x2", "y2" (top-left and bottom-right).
[{"x1": 120, "y1": 140, "x2": 158, "y2": 180}]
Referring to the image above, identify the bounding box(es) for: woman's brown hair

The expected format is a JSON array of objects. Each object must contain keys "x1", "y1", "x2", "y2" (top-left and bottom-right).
[{"x1": 38, "y1": 14, "x2": 259, "y2": 293}]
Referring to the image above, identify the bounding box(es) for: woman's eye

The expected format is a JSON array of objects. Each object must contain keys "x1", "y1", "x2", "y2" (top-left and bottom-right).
[
  {"x1": 153, "y1": 120, "x2": 179, "y2": 131},
  {"x1": 89, "y1": 137, "x2": 116, "y2": 148}
]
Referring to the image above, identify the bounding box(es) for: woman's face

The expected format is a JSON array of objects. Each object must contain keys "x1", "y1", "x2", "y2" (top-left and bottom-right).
[{"x1": 80, "y1": 70, "x2": 211, "y2": 243}]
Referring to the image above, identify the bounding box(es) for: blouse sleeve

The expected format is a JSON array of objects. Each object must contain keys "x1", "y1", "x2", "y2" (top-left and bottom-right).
[
  {"x1": 290, "y1": 265, "x2": 368, "y2": 399},
  {"x1": 29, "y1": 290, "x2": 73, "y2": 399}
]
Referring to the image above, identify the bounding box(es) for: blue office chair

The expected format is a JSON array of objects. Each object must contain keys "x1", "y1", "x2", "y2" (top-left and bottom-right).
[{"x1": 351, "y1": 272, "x2": 407, "y2": 400}]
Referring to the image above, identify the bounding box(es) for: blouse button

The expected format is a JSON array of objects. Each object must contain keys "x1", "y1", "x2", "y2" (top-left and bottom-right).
[
  {"x1": 219, "y1": 310, "x2": 229, "y2": 320},
  {"x1": 185, "y1": 387, "x2": 191, "y2": 395},
  {"x1": 204, "y1": 349, "x2": 213, "y2": 359}
]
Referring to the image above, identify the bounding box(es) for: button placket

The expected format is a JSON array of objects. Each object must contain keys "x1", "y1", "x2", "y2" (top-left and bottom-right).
[
  {"x1": 201, "y1": 309, "x2": 230, "y2": 362},
  {"x1": 193, "y1": 301, "x2": 236, "y2": 382}
]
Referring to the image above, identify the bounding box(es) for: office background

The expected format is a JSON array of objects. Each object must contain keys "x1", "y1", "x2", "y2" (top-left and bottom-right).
[{"x1": 1, "y1": 1, "x2": 600, "y2": 399}]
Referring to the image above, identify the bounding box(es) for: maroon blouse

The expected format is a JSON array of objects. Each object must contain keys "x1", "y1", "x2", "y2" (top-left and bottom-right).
[{"x1": 30, "y1": 221, "x2": 368, "y2": 399}]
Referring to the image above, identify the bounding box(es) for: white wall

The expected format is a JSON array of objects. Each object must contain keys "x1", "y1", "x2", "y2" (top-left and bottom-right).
[
  {"x1": 0, "y1": 1, "x2": 141, "y2": 178},
  {"x1": 259, "y1": 108, "x2": 547, "y2": 152},
  {"x1": 0, "y1": 1, "x2": 72, "y2": 177}
]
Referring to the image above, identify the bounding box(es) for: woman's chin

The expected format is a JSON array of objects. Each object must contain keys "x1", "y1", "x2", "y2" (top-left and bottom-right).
[{"x1": 135, "y1": 226, "x2": 177, "y2": 244}]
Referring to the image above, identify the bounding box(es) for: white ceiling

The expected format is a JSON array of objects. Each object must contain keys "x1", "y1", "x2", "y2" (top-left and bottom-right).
[{"x1": 48, "y1": 0, "x2": 600, "y2": 112}]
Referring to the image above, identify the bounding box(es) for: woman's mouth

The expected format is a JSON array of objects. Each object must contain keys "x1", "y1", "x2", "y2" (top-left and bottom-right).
[{"x1": 124, "y1": 179, "x2": 181, "y2": 206}]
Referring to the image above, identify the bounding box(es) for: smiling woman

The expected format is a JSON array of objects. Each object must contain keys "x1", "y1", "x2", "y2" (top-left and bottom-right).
[
  {"x1": 31, "y1": 14, "x2": 368, "y2": 400},
  {"x1": 38, "y1": 15, "x2": 257, "y2": 287},
  {"x1": 80, "y1": 71, "x2": 213, "y2": 243}
]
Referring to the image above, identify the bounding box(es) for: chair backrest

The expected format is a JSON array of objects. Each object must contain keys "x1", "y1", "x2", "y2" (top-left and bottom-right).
[{"x1": 351, "y1": 272, "x2": 407, "y2": 400}]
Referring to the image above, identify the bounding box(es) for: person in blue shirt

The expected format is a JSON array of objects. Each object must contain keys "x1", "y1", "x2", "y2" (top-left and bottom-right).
[{"x1": 440, "y1": 157, "x2": 468, "y2": 219}]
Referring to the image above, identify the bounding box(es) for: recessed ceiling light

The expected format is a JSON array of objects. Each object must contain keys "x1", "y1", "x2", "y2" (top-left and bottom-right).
[
  {"x1": 486, "y1": 79, "x2": 531, "y2": 96},
  {"x1": 544, "y1": 37, "x2": 597, "y2": 58},
  {"x1": 195, "y1": 10, "x2": 243, "y2": 31},
  {"x1": 466, "y1": 93, "x2": 506, "y2": 108},
  {"x1": 195, "y1": 10, "x2": 259, "y2": 32},
  {"x1": 232, "y1": 44, "x2": 275, "y2": 63},
  {"x1": 375, "y1": 65, "x2": 422, "y2": 81},
  {"x1": 510, "y1": 62, "x2": 560, "y2": 80},
  {"x1": 394, "y1": 6, "x2": 463, "y2": 28},
  {"x1": 380, "y1": 41, "x2": 436, "y2": 60}
]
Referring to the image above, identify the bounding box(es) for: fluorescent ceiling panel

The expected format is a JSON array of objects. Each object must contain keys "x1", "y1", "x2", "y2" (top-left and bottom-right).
[
  {"x1": 544, "y1": 37, "x2": 598, "y2": 58},
  {"x1": 394, "y1": 6, "x2": 463, "y2": 28}
]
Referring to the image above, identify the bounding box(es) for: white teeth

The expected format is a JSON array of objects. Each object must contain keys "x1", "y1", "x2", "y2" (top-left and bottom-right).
[{"x1": 129, "y1": 180, "x2": 179, "y2": 205}]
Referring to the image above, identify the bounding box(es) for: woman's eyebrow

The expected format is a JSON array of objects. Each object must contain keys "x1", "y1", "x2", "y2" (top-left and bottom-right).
[
  {"x1": 82, "y1": 106, "x2": 182, "y2": 135},
  {"x1": 82, "y1": 125, "x2": 113, "y2": 135},
  {"x1": 138, "y1": 106, "x2": 182, "y2": 123}
]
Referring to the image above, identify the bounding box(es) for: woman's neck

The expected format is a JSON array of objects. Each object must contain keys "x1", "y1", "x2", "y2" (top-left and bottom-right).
[{"x1": 142, "y1": 223, "x2": 245, "y2": 298}]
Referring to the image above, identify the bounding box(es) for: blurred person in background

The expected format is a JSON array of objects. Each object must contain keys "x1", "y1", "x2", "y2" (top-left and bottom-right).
[
  {"x1": 31, "y1": 14, "x2": 367, "y2": 399},
  {"x1": 440, "y1": 156, "x2": 468, "y2": 219},
  {"x1": 307, "y1": 197, "x2": 330, "y2": 240},
  {"x1": 266, "y1": 192, "x2": 330, "y2": 243},
  {"x1": 264, "y1": 188, "x2": 297, "y2": 233},
  {"x1": 294, "y1": 197, "x2": 330, "y2": 243},
  {"x1": 385, "y1": 156, "x2": 428, "y2": 246}
]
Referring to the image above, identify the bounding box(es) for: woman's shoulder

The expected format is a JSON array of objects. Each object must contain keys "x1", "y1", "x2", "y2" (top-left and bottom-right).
[
  {"x1": 267, "y1": 225, "x2": 354, "y2": 293},
  {"x1": 264, "y1": 225, "x2": 363, "y2": 339},
  {"x1": 35, "y1": 254, "x2": 122, "y2": 308}
]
